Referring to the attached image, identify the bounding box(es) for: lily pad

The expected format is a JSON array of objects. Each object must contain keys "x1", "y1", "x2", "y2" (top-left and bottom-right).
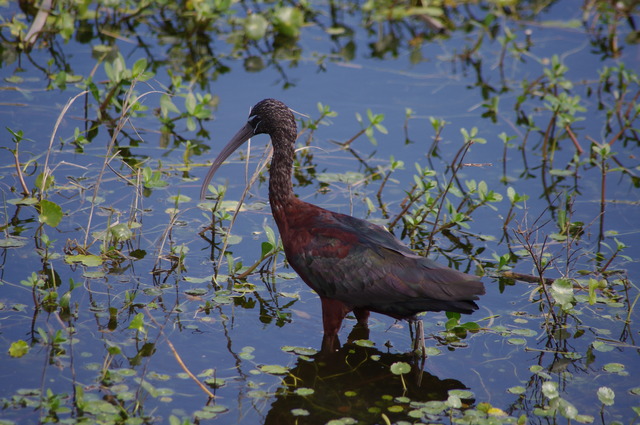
[
  {"x1": 294, "y1": 388, "x2": 314, "y2": 396},
  {"x1": 0, "y1": 237, "x2": 28, "y2": 248},
  {"x1": 390, "y1": 362, "x2": 411, "y2": 375},
  {"x1": 65, "y1": 254, "x2": 104, "y2": 267},
  {"x1": 259, "y1": 364, "x2": 289, "y2": 375},
  {"x1": 603, "y1": 363, "x2": 626, "y2": 374}
]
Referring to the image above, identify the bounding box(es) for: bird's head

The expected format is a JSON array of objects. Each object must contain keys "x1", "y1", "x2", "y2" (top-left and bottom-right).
[
  {"x1": 246, "y1": 98, "x2": 296, "y2": 137},
  {"x1": 200, "y1": 99, "x2": 297, "y2": 200}
]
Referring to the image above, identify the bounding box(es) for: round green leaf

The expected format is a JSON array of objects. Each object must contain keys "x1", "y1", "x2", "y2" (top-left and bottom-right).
[
  {"x1": 294, "y1": 387, "x2": 314, "y2": 396},
  {"x1": 508, "y1": 386, "x2": 526, "y2": 394},
  {"x1": 291, "y1": 408, "x2": 309, "y2": 416},
  {"x1": 603, "y1": 363, "x2": 625, "y2": 373},
  {"x1": 390, "y1": 362, "x2": 411, "y2": 375},
  {"x1": 38, "y1": 199, "x2": 63, "y2": 227}
]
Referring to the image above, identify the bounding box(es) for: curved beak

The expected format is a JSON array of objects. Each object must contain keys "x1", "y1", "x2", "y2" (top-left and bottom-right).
[{"x1": 200, "y1": 122, "x2": 255, "y2": 200}]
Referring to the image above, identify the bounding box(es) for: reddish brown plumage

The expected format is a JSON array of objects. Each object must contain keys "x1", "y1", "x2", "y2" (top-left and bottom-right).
[{"x1": 201, "y1": 99, "x2": 485, "y2": 351}]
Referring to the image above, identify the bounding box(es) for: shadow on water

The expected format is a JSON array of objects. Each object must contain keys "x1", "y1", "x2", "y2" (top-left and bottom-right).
[{"x1": 265, "y1": 324, "x2": 473, "y2": 424}]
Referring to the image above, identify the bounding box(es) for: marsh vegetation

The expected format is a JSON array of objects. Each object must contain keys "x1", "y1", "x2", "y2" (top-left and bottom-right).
[{"x1": 1, "y1": 0, "x2": 639, "y2": 424}]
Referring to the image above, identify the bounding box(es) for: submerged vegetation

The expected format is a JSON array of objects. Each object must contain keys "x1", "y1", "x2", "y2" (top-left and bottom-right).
[{"x1": 1, "y1": 0, "x2": 639, "y2": 424}]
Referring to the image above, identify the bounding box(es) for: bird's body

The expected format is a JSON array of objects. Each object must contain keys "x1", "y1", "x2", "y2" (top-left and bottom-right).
[{"x1": 201, "y1": 99, "x2": 484, "y2": 350}]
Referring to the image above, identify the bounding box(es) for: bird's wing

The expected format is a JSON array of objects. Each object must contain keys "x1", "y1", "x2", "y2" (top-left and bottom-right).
[{"x1": 285, "y1": 208, "x2": 484, "y2": 318}]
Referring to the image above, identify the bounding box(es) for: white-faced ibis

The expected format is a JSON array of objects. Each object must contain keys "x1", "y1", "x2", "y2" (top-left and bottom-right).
[{"x1": 200, "y1": 99, "x2": 484, "y2": 352}]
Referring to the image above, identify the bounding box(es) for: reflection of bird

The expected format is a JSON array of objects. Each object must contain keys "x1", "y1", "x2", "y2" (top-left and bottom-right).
[
  {"x1": 200, "y1": 99, "x2": 484, "y2": 351},
  {"x1": 265, "y1": 326, "x2": 473, "y2": 425}
]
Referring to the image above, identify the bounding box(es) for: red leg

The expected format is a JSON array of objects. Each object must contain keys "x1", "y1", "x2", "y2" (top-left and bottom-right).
[{"x1": 320, "y1": 297, "x2": 351, "y2": 337}]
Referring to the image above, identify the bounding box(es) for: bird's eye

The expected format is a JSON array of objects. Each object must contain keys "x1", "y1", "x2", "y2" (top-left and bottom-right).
[{"x1": 248, "y1": 115, "x2": 261, "y2": 134}]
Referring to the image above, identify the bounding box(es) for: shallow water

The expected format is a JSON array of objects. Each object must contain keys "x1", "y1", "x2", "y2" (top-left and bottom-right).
[{"x1": 1, "y1": 1, "x2": 639, "y2": 424}]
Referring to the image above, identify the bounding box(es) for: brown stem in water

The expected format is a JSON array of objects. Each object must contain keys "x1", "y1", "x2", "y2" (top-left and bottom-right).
[{"x1": 144, "y1": 309, "x2": 215, "y2": 399}]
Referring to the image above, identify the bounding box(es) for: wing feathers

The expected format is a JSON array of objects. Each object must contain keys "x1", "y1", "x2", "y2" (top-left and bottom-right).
[{"x1": 286, "y1": 209, "x2": 485, "y2": 319}]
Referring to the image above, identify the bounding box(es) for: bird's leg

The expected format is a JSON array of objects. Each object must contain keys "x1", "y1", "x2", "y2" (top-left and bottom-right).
[
  {"x1": 319, "y1": 297, "x2": 351, "y2": 352},
  {"x1": 321, "y1": 333, "x2": 340, "y2": 353}
]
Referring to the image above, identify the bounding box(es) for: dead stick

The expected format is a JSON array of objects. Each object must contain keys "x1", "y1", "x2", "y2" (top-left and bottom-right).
[
  {"x1": 13, "y1": 150, "x2": 30, "y2": 197},
  {"x1": 144, "y1": 309, "x2": 215, "y2": 399}
]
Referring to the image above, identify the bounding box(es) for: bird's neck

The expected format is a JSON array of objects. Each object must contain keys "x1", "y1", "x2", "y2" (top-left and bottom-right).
[{"x1": 268, "y1": 131, "x2": 296, "y2": 213}]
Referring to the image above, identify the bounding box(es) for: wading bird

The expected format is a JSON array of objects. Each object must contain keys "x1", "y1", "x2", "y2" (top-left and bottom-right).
[{"x1": 200, "y1": 99, "x2": 484, "y2": 352}]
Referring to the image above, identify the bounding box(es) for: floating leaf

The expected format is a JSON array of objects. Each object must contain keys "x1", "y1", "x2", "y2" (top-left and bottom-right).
[
  {"x1": 194, "y1": 410, "x2": 217, "y2": 420},
  {"x1": 168, "y1": 194, "x2": 191, "y2": 204},
  {"x1": 488, "y1": 407, "x2": 508, "y2": 416},
  {"x1": 184, "y1": 275, "x2": 215, "y2": 284},
  {"x1": 390, "y1": 362, "x2": 411, "y2": 375},
  {"x1": 239, "y1": 346, "x2": 255, "y2": 360},
  {"x1": 281, "y1": 346, "x2": 318, "y2": 356},
  {"x1": 0, "y1": 237, "x2": 27, "y2": 248},
  {"x1": 326, "y1": 418, "x2": 357, "y2": 425},
  {"x1": 603, "y1": 363, "x2": 625, "y2": 374},
  {"x1": 353, "y1": 339, "x2": 375, "y2": 348},
  {"x1": 449, "y1": 390, "x2": 474, "y2": 399},
  {"x1": 259, "y1": 364, "x2": 289, "y2": 375},
  {"x1": 508, "y1": 386, "x2": 526, "y2": 394},
  {"x1": 204, "y1": 405, "x2": 228, "y2": 414},
  {"x1": 184, "y1": 288, "x2": 207, "y2": 296},
  {"x1": 512, "y1": 328, "x2": 537, "y2": 337},
  {"x1": 575, "y1": 414, "x2": 595, "y2": 423},
  {"x1": 7, "y1": 197, "x2": 38, "y2": 206},
  {"x1": 424, "y1": 346, "x2": 441, "y2": 356},
  {"x1": 38, "y1": 199, "x2": 63, "y2": 227},
  {"x1": 294, "y1": 388, "x2": 314, "y2": 396},
  {"x1": 291, "y1": 408, "x2": 309, "y2": 416},
  {"x1": 592, "y1": 340, "x2": 614, "y2": 352},
  {"x1": 65, "y1": 254, "x2": 104, "y2": 267},
  {"x1": 9, "y1": 340, "x2": 29, "y2": 357},
  {"x1": 247, "y1": 390, "x2": 270, "y2": 398},
  {"x1": 204, "y1": 378, "x2": 226, "y2": 389}
]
